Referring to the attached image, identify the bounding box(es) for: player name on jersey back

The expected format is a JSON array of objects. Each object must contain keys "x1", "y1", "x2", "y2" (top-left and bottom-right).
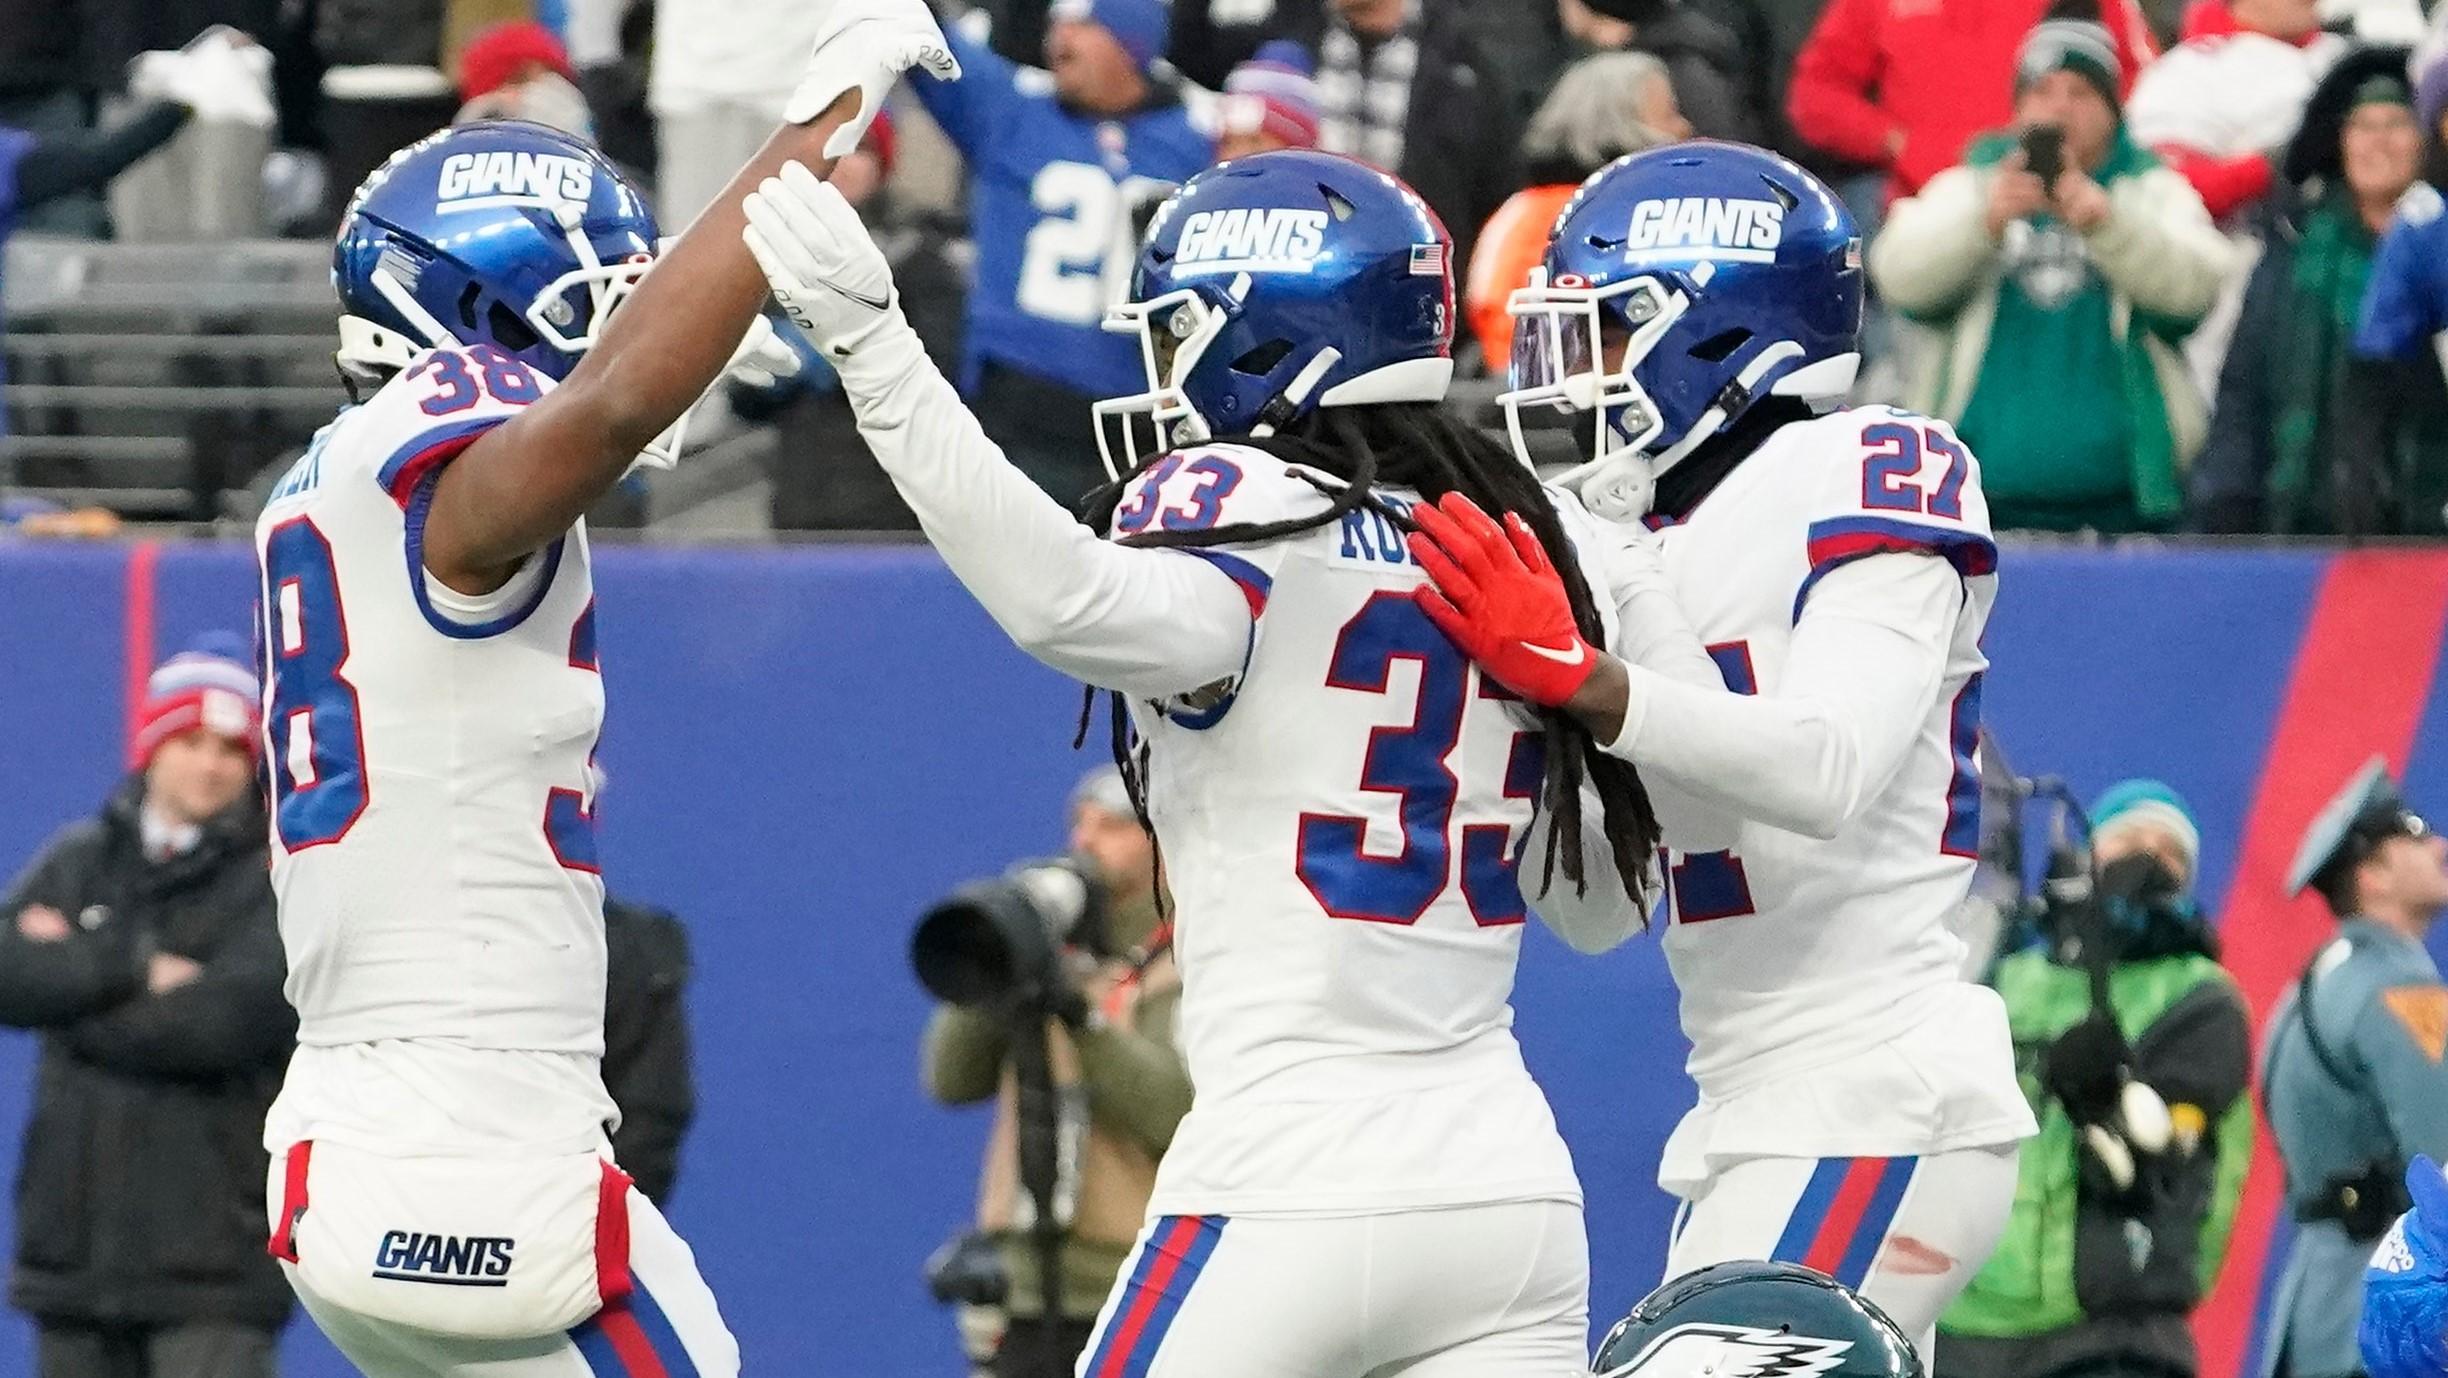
[{"x1": 1106, "y1": 444, "x2": 1584, "y2": 1216}]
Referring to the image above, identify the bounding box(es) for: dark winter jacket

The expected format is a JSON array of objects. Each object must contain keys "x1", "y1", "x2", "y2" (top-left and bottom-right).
[
  {"x1": 603, "y1": 897, "x2": 695, "y2": 1206},
  {"x1": 0, "y1": 777, "x2": 294, "y2": 1330}
]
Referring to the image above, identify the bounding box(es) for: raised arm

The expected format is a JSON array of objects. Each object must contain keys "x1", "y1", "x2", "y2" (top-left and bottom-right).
[
  {"x1": 420, "y1": 3, "x2": 958, "y2": 594},
  {"x1": 743, "y1": 165, "x2": 1262, "y2": 701}
]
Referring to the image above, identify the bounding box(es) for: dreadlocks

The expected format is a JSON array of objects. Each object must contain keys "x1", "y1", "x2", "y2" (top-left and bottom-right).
[{"x1": 1074, "y1": 401, "x2": 1664, "y2": 912}]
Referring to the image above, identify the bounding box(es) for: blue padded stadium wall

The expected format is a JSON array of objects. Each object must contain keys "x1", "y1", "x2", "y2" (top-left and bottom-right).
[{"x1": 0, "y1": 539, "x2": 2442, "y2": 1378}]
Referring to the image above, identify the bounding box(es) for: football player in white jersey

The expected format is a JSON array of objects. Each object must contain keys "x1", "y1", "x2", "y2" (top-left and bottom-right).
[
  {"x1": 1409, "y1": 141, "x2": 2037, "y2": 1359},
  {"x1": 250, "y1": 10, "x2": 955, "y2": 1373},
  {"x1": 739, "y1": 149, "x2": 1684, "y2": 1376}
]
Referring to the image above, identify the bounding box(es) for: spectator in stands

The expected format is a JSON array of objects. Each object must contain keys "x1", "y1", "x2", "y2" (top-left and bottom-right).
[
  {"x1": 1788, "y1": 0, "x2": 2157, "y2": 205},
  {"x1": 1215, "y1": 40, "x2": 1321, "y2": 162},
  {"x1": 1465, "y1": 50, "x2": 1689, "y2": 370},
  {"x1": 648, "y1": 0, "x2": 830, "y2": 227},
  {"x1": 454, "y1": 20, "x2": 592, "y2": 137},
  {"x1": 1694, "y1": 0, "x2": 1843, "y2": 168},
  {"x1": 0, "y1": 641, "x2": 293, "y2": 1378},
  {"x1": 603, "y1": 896, "x2": 698, "y2": 1205},
  {"x1": 923, "y1": 767, "x2": 1187, "y2": 1378},
  {"x1": 2193, "y1": 50, "x2": 2448, "y2": 535},
  {"x1": 2125, "y1": 0, "x2": 2339, "y2": 226},
  {"x1": 1549, "y1": 0, "x2": 1753, "y2": 145},
  {"x1": 1939, "y1": 781, "x2": 2252, "y2": 1378},
  {"x1": 2328, "y1": 45, "x2": 2448, "y2": 537},
  {"x1": 1307, "y1": 0, "x2": 1521, "y2": 284},
  {"x1": 1868, "y1": 10, "x2": 2229, "y2": 532},
  {"x1": 975, "y1": 0, "x2": 1328, "y2": 90},
  {"x1": 910, "y1": 0, "x2": 1211, "y2": 505},
  {"x1": 0, "y1": 59, "x2": 217, "y2": 443}
]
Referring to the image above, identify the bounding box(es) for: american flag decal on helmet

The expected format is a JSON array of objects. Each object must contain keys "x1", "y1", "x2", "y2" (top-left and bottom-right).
[{"x1": 1409, "y1": 243, "x2": 1447, "y2": 275}]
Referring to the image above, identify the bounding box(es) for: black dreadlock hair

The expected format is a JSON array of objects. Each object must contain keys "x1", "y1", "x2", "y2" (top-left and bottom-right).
[{"x1": 1073, "y1": 401, "x2": 1664, "y2": 913}]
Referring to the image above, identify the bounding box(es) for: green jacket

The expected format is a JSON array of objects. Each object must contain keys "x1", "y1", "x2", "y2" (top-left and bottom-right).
[
  {"x1": 1868, "y1": 126, "x2": 2234, "y2": 531},
  {"x1": 1944, "y1": 948, "x2": 2253, "y2": 1347}
]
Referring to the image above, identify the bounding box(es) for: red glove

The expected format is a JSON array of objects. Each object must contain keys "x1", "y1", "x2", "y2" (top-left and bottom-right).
[{"x1": 1409, "y1": 492, "x2": 1600, "y2": 708}]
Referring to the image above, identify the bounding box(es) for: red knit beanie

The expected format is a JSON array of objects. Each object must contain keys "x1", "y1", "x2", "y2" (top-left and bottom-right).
[
  {"x1": 130, "y1": 647, "x2": 262, "y2": 768},
  {"x1": 458, "y1": 21, "x2": 577, "y2": 103}
]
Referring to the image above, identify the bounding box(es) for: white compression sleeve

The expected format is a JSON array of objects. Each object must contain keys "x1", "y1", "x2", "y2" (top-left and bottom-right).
[
  {"x1": 825, "y1": 314, "x2": 1254, "y2": 700},
  {"x1": 1601, "y1": 552, "x2": 1964, "y2": 840}
]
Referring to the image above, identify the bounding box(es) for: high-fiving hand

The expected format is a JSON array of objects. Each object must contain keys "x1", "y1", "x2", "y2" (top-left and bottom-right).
[
  {"x1": 786, "y1": 0, "x2": 961, "y2": 157},
  {"x1": 743, "y1": 163, "x2": 900, "y2": 356},
  {"x1": 1409, "y1": 493, "x2": 1601, "y2": 709}
]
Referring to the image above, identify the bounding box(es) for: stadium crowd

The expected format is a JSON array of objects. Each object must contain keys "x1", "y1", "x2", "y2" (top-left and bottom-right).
[{"x1": 14, "y1": 0, "x2": 2448, "y2": 536}]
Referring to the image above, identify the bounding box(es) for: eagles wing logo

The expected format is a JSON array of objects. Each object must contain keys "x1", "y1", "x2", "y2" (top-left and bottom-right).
[{"x1": 1600, "y1": 1324, "x2": 1855, "y2": 1378}]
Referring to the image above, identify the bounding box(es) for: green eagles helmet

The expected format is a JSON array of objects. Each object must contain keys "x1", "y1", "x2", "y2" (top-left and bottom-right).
[{"x1": 1594, "y1": 1261, "x2": 1924, "y2": 1378}]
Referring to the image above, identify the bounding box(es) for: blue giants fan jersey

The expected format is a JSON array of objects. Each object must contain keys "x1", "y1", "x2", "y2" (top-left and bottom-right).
[
  {"x1": 910, "y1": 24, "x2": 1213, "y2": 399},
  {"x1": 1111, "y1": 444, "x2": 1585, "y2": 1218},
  {"x1": 254, "y1": 344, "x2": 614, "y2": 1149},
  {"x1": 1644, "y1": 406, "x2": 2031, "y2": 1165}
]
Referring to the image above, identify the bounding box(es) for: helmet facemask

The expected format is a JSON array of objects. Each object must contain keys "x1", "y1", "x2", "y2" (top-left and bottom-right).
[
  {"x1": 1093, "y1": 283, "x2": 1236, "y2": 483},
  {"x1": 1500, "y1": 270, "x2": 1690, "y2": 515},
  {"x1": 337, "y1": 199, "x2": 683, "y2": 472}
]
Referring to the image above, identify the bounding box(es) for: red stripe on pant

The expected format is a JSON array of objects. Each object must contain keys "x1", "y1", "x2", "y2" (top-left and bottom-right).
[
  {"x1": 266, "y1": 1140, "x2": 312, "y2": 1262},
  {"x1": 1799, "y1": 1159, "x2": 1885, "y2": 1278},
  {"x1": 596, "y1": 1160, "x2": 636, "y2": 1306},
  {"x1": 2191, "y1": 551, "x2": 2448, "y2": 1378},
  {"x1": 1095, "y1": 1217, "x2": 1202, "y2": 1378},
  {"x1": 596, "y1": 1304, "x2": 671, "y2": 1378}
]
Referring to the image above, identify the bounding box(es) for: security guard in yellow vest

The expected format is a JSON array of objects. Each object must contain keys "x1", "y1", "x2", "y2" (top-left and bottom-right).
[{"x1": 2263, "y1": 758, "x2": 2448, "y2": 1378}]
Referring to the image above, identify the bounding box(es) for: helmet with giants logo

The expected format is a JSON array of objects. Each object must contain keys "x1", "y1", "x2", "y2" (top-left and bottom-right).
[
  {"x1": 1502, "y1": 140, "x2": 1863, "y2": 517},
  {"x1": 1094, "y1": 148, "x2": 1456, "y2": 481},
  {"x1": 332, "y1": 119, "x2": 659, "y2": 392},
  {"x1": 1594, "y1": 1261, "x2": 1923, "y2": 1378}
]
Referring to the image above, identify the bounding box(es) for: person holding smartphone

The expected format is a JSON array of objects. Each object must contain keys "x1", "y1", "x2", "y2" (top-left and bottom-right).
[{"x1": 1867, "y1": 3, "x2": 2232, "y2": 536}]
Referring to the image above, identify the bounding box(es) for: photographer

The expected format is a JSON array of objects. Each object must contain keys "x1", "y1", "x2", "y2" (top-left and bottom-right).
[
  {"x1": 920, "y1": 767, "x2": 1188, "y2": 1378},
  {"x1": 1940, "y1": 780, "x2": 2252, "y2": 1378},
  {"x1": 1868, "y1": 2, "x2": 2231, "y2": 534}
]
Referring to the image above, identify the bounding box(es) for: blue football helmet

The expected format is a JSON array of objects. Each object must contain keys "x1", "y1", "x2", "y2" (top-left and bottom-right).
[
  {"x1": 1096, "y1": 149, "x2": 1456, "y2": 480},
  {"x1": 332, "y1": 120, "x2": 659, "y2": 393},
  {"x1": 1503, "y1": 141, "x2": 1864, "y2": 514}
]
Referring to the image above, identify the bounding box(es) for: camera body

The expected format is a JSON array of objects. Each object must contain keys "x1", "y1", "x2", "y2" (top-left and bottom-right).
[
  {"x1": 911, "y1": 858, "x2": 1113, "y2": 1015},
  {"x1": 2021, "y1": 123, "x2": 2067, "y2": 187}
]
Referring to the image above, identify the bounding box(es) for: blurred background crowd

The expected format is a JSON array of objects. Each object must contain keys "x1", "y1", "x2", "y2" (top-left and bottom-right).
[{"x1": 16, "y1": 0, "x2": 2448, "y2": 541}]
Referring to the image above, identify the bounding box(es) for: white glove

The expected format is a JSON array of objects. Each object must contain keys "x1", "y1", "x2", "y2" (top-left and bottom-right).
[
  {"x1": 742, "y1": 161, "x2": 900, "y2": 355},
  {"x1": 131, "y1": 27, "x2": 276, "y2": 128},
  {"x1": 782, "y1": 0, "x2": 961, "y2": 158},
  {"x1": 725, "y1": 313, "x2": 807, "y2": 390}
]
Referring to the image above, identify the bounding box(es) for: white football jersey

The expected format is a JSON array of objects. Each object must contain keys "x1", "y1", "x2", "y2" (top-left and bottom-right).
[
  {"x1": 1113, "y1": 444, "x2": 1587, "y2": 1218},
  {"x1": 1645, "y1": 408, "x2": 2024, "y2": 1136},
  {"x1": 255, "y1": 344, "x2": 614, "y2": 1153}
]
